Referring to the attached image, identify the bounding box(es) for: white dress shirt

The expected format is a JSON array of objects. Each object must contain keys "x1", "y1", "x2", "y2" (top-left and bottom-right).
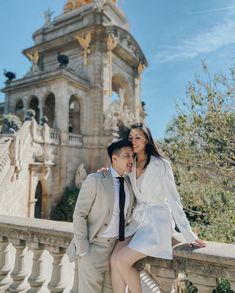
[{"x1": 99, "y1": 166, "x2": 130, "y2": 238}]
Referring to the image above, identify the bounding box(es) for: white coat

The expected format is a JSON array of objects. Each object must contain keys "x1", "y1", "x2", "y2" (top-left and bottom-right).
[{"x1": 125, "y1": 156, "x2": 197, "y2": 259}]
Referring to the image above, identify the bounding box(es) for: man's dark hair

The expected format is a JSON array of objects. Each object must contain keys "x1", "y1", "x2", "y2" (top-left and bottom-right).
[{"x1": 107, "y1": 139, "x2": 132, "y2": 161}]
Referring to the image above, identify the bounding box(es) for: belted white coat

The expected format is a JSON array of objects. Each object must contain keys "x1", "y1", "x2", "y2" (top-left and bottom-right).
[{"x1": 125, "y1": 156, "x2": 198, "y2": 259}]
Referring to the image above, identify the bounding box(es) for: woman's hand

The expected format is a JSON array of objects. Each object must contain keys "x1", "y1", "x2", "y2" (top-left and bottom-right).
[
  {"x1": 189, "y1": 239, "x2": 206, "y2": 248},
  {"x1": 97, "y1": 167, "x2": 109, "y2": 175}
]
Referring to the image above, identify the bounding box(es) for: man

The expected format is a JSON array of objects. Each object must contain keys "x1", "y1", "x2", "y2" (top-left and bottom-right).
[{"x1": 70, "y1": 139, "x2": 135, "y2": 293}]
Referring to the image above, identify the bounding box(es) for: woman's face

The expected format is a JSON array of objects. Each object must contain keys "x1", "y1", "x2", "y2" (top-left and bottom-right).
[{"x1": 128, "y1": 128, "x2": 148, "y2": 154}]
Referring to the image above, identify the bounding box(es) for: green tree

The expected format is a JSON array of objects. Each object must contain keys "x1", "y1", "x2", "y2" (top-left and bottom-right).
[
  {"x1": 50, "y1": 184, "x2": 80, "y2": 222},
  {"x1": 161, "y1": 62, "x2": 235, "y2": 243}
]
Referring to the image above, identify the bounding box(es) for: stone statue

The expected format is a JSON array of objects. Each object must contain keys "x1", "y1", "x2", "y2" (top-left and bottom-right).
[
  {"x1": 75, "y1": 163, "x2": 87, "y2": 187},
  {"x1": 95, "y1": 0, "x2": 105, "y2": 11},
  {"x1": 44, "y1": 9, "x2": 53, "y2": 27},
  {"x1": 118, "y1": 88, "x2": 125, "y2": 112},
  {"x1": 120, "y1": 105, "x2": 135, "y2": 126}
]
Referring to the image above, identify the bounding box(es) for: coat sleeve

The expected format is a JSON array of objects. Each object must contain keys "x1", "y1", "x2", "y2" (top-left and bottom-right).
[
  {"x1": 161, "y1": 160, "x2": 198, "y2": 243},
  {"x1": 73, "y1": 173, "x2": 97, "y2": 255}
]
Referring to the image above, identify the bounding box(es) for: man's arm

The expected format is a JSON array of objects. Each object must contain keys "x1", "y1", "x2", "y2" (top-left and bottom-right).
[{"x1": 73, "y1": 174, "x2": 97, "y2": 255}]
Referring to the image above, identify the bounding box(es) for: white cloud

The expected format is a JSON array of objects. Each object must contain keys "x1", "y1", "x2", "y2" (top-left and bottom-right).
[{"x1": 155, "y1": 17, "x2": 235, "y2": 64}]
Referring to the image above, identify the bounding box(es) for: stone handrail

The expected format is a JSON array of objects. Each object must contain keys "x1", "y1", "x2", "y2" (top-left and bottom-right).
[
  {"x1": 0, "y1": 215, "x2": 234, "y2": 293},
  {"x1": 68, "y1": 133, "x2": 82, "y2": 146},
  {"x1": 145, "y1": 238, "x2": 235, "y2": 292}
]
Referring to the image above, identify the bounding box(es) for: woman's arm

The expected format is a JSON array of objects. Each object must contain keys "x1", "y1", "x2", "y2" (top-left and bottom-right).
[{"x1": 161, "y1": 160, "x2": 206, "y2": 247}]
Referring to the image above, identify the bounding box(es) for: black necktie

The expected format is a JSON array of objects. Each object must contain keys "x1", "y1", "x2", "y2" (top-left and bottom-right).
[{"x1": 117, "y1": 177, "x2": 126, "y2": 241}]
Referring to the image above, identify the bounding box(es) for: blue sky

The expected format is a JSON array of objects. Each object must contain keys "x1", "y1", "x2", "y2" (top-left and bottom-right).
[{"x1": 1, "y1": 0, "x2": 235, "y2": 139}]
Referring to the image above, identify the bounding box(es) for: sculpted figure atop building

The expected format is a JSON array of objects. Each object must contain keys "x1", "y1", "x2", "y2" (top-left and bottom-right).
[{"x1": 64, "y1": 0, "x2": 94, "y2": 13}]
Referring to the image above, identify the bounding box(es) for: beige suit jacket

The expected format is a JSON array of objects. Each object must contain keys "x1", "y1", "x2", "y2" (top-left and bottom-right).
[{"x1": 67, "y1": 169, "x2": 135, "y2": 261}]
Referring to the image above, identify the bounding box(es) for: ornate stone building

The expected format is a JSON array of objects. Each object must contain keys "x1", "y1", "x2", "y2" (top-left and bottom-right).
[{"x1": 0, "y1": 0, "x2": 147, "y2": 218}]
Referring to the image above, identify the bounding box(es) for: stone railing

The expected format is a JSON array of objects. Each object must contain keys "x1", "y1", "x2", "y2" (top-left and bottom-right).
[
  {"x1": 0, "y1": 215, "x2": 76, "y2": 293},
  {"x1": 141, "y1": 233, "x2": 235, "y2": 293},
  {"x1": 0, "y1": 215, "x2": 234, "y2": 293},
  {"x1": 68, "y1": 134, "x2": 83, "y2": 146},
  {"x1": 50, "y1": 129, "x2": 60, "y2": 145}
]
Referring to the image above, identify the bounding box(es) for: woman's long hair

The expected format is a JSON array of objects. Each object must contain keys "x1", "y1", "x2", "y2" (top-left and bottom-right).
[{"x1": 127, "y1": 123, "x2": 163, "y2": 168}]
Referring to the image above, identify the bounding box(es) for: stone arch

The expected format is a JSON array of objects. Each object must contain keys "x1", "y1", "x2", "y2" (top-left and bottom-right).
[
  {"x1": 112, "y1": 74, "x2": 132, "y2": 111},
  {"x1": 69, "y1": 95, "x2": 81, "y2": 134},
  {"x1": 28, "y1": 96, "x2": 40, "y2": 123},
  {"x1": 43, "y1": 93, "x2": 55, "y2": 128},
  {"x1": 34, "y1": 179, "x2": 49, "y2": 219},
  {"x1": 15, "y1": 99, "x2": 24, "y2": 120}
]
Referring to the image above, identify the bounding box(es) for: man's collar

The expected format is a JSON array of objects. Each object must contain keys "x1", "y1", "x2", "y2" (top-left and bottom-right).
[{"x1": 110, "y1": 166, "x2": 123, "y2": 178}]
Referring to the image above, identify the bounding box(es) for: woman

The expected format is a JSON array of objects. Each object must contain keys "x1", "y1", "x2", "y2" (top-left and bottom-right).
[{"x1": 110, "y1": 123, "x2": 206, "y2": 293}]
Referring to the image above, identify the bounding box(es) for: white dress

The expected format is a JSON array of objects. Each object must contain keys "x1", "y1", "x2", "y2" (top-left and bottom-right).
[{"x1": 125, "y1": 156, "x2": 197, "y2": 259}]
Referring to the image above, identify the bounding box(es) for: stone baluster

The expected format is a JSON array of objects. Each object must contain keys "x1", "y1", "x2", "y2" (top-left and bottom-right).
[
  {"x1": 47, "y1": 247, "x2": 66, "y2": 293},
  {"x1": 148, "y1": 261, "x2": 177, "y2": 293},
  {"x1": 188, "y1": 272, "x2": 216, "y2": 293},
  {"x1": 230, "y1": 281, "x2": 235, "y2": 291},
  {"x1": 27, "y1": 243, "x2": 47, "y2": 293},
  {"x1": 70, "y1": 259, "x2": 78, "y2": 293},
  {"x1": 0, "y1": 236, "x2": 12, "y2": 289},
  {"x1": 8, "y1": 239, "x2": 29, "y2": 292}
]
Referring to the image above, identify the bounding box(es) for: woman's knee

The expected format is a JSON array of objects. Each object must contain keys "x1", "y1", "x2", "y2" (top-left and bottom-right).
[{"x1": 115, "y1": 251, "x2": 132, "y2": 270}]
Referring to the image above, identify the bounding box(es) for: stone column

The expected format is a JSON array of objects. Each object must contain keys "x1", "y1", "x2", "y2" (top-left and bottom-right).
[
  {"x1": 27, "y1": 244, "x2": 47, "y2": 293},
  {"x1": 47, "y1": 247, "x2": 66, "y2": 293},
  {"x1": 7, "y1": 239, "x2": 29, "y2": 292},
  {"x1": 28, "y1": 166, "x2": 37, "y2": 218},
  {"x1": 134, "y1": 77, "x2": 141, "y2": 122},
  {"x1": 54, "y1": 84, "x2": 69, "y2": 133},
  {"x1": 0, "y1": 237, "x2": 12, "y2": 289},
  {"x1": 188, "y1": 273, "x2": 217, "y2": 293},
  {"x1": 38, "y1": 99, "x2": 43, "y2": 123},
  {"x1": 148, "y1": 260, "x2": 177, "y2": 293}
]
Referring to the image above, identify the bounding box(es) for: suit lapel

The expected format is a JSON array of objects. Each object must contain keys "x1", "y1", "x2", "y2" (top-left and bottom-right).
[{"x1": 102, "y1": 170, "x2": 115, "y2": 219}]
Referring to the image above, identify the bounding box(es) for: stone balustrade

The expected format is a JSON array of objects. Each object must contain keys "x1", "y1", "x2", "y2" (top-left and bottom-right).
[
  {"x1": 68, "y1": 134, "x2": 83, "y2": 146},
  {"x1": 49, "y1": 129, "x2": 60, "y2": 145},
  {"x1": 0, "y1": 215, "x2": 234, "y2": 293},
  {"x1": 0, "y1": 215, "x2": 76, "y2": 293}
]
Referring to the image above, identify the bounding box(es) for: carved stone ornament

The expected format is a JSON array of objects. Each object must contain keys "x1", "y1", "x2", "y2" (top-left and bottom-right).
[
  {"x1": 75, "y1": 31, "x2": 92, "y2": 65},
  {"x1": 26, "y1": 50, "x2": 40, "y2": 67}
]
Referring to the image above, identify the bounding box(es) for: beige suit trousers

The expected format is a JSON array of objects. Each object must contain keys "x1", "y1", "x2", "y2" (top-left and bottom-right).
[{"x1": 78, "y1": 237, "x2": 117, "y2": 293}]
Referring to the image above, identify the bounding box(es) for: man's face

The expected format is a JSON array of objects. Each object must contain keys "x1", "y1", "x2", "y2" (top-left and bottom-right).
[{"x1": 112, "y1": 146, "x2": 134, "y2": 175}]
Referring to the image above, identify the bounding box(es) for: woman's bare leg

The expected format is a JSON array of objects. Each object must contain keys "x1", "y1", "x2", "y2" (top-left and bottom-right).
[
  {"x1": 111, "y1": 237, "x2": 132, "y2": 293},
  {"x1": 115, "y1": 245, "x2": 145, "y2": 293}
]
